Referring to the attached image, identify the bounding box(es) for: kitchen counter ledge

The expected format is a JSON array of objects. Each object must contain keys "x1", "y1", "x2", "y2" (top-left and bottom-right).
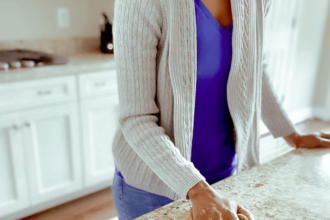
[
  {"x1": 0, "y1": 53, "x2": 115, "y2": 83},
  {"x1": 137, "y1": 148, "x2": 330, "y2": 220}
]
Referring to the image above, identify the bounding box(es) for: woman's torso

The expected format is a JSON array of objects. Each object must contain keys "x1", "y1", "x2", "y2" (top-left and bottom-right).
[
  {"x1": 117, "y1": 0, "x2": 238, "y2": 185},
  {"x1": 112, "y1": 0, "x2": 269, "y2": 201}
]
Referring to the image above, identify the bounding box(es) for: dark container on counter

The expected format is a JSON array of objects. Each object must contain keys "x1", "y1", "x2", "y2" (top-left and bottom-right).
[{"x1": 100, "y1": 13, "x2": 114, "y2": 54}]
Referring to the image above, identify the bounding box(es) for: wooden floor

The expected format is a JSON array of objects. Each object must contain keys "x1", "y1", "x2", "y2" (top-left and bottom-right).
[
  {"x1": 20, "y1": 188, "x2": 118, "y2": 220},
  {"x1": 21, "y1": 119, "x2": 330, "y2": 220}
]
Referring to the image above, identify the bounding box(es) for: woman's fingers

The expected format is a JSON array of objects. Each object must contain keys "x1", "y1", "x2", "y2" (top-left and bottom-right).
[
  {"x1": 184, "y1": 206, "x2": 256, "y2": 220},
  {"x1": 320, "y1": 131, "x2": 330, "y2": 139},
  {"x1": 319, "y1": 137, "x2": 330, "y2": 148},
  {"x1": 238, "y1": 214, "x2": 249, "y2": 220},
  {"x1": 237, "y1": 205, "x2": 255, "y2": 220}
]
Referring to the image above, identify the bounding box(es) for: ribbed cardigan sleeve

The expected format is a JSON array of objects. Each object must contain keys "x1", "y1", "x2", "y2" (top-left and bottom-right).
[
  {"x1": 261, "y1": 57, "x2": 296, "y2": 138},
  {"x1": 113, "y1": 0, "x2": 205, "y2": 200},
  {"x1": 261, "y1": 0, "x2": 297, "y2": 139}
]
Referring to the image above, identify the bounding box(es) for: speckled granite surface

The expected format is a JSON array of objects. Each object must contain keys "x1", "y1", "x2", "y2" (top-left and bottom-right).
[
  {"x1": 136, "y1": 148, "x2": 330, "y2": 220},
  {"x1": 0, "y1": 53, "x2": 115, "y2": 83}
]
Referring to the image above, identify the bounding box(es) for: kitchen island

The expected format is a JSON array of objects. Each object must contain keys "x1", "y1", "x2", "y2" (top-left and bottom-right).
[{"x1": 136, "y1": 148, "x2": 330, "y2": 220}]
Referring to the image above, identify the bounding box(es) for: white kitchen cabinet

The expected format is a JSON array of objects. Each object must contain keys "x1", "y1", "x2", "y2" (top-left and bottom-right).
[
  {"x1": 0, "y1": 70, "x2": 120, "y2": 219},
  {"x1": 0, "y1": 113, "x2": 30, "y2": 218},
  {"x1": 78, "y1": 70, "x2": 118, "y2": 100},
  {"x1": 80, "y1": 95, "x2": 119, "y2": 187},
  {"x1": 0, "y1": 76, "x2": 77, "y2": 114},
  {"x1": 21, "y1": 103, "x2": 83, "y2": 206}
]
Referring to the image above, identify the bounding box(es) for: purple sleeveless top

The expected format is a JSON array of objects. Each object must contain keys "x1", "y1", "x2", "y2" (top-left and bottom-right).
[
  {"x1": 115, "y1": 0, "x2": 237, "y2": 185},
  {"x1": 191, "y1": 0, "x2": 237, "y2": 185}
]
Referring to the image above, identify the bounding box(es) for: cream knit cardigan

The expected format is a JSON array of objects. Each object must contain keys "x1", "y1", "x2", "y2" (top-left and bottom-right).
[{"x1": 112, "y1": 0, "x2": 296, "y2": 201}]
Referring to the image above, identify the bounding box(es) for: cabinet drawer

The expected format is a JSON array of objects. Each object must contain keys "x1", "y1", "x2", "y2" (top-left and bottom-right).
[
  {"x1": 78, "y1": 70, "x2": 118, "y2": 100},
  {"x1": 0, "y1": 76, "x2": 77, "y2": 113}
]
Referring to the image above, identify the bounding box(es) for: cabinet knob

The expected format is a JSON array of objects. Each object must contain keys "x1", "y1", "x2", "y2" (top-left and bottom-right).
[
  {"x1": 12, "y1": 125, "x2": 19, "y2": 130},
  {"x1": 25, "y1": 122, "x2": 31, "y2": 127}
]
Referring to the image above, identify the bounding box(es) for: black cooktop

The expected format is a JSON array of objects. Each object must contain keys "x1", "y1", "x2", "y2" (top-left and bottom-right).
[{"x1": 0, "y1": 49, "x2": 69, "y2": 70}]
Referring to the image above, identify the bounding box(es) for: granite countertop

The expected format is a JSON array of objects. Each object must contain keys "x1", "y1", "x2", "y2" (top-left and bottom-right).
[
  {"x1": 0, "y1": 52, "x2": 115, "y2": 83},
  {"x1": 137, "y1": 148, "x2": 330, "y2": 220}
]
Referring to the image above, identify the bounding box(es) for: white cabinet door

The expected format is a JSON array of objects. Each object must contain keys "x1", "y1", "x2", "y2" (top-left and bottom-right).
[
  {"x1": 80, "y1": 95, "x2": 119, "y2": 187},
  {"x1": 0, "y1": 113, "x2": 29, "y2": 218},
  {"x1": 21, "y1": 103, "x2": 82, "y2": 205}
]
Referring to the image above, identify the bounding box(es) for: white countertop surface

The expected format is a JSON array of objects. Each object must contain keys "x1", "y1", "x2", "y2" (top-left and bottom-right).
[
  {"x1": 0, "y1": 53, "x2": 115, "y2": 83},
  {"x1": 136, "y1": 148, "x2": 330, "y2": 220}
]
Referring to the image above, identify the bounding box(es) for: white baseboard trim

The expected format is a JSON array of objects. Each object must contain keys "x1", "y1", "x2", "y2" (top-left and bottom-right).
[{"x1": 313, "y1": 107, "x2": 330, "y2": 121}]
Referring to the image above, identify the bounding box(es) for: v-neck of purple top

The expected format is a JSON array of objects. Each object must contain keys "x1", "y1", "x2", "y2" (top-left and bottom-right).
[{"x1": 115, "y1": 0, "x2": 238, "y2": 185}]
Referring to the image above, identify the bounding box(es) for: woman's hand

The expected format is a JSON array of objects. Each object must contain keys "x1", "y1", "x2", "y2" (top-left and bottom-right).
[
  {"x1": 187, "y1": 180, "x2": 254, "y2": 220},
  {"x1": 284, "y1": 131, "x2": 330, "y2": 149}
]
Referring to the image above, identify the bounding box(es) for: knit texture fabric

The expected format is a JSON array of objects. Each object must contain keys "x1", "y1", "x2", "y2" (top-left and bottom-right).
[{"x1": 112, "y1": 0, "x2": 296, "y2": 201}]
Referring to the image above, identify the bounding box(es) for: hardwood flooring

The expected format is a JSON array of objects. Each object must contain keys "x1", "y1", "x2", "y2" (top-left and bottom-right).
[
  {"x1": 21, "y1": 119, "x2": 330, "y2": 220},
  {"x1": 20, "y1": 188, "x2": 118, "y2": 220}
]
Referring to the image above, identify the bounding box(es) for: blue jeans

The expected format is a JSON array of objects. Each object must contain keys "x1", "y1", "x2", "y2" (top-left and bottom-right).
[{"x1": 111, "y1": 171, "x2": 174, "y2": 220}]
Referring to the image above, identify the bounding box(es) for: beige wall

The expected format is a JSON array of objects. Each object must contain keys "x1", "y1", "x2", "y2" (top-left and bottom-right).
[{"x1": 0, "y1": 0, "x2": 115, "y2": 41}]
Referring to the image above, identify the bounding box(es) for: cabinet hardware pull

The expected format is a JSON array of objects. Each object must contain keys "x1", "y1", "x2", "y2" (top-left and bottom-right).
[
  {"x1": 95, "y1": 82, "x2": 107, "y2": 87},
  {"x1": 12, "y1": 125, "x2": 19, "y2": 130},
  {"x1": 38, "y1": 90, "x2": 52, "y2": 96},
  {"x1": 25, "y1": 122, "x2": 31, "y2": 127}
]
